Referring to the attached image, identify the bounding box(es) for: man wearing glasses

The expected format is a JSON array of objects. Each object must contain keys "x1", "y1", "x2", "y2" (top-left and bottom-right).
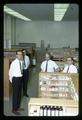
[
  {"x1": 9, "y1": 50, "x2": 24, "y2": 115},
  {"x1": 63, "y1": 57, "x2": 77, "y2": 73}
]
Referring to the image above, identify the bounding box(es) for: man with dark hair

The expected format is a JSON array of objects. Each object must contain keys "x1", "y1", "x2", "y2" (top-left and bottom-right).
[
  {"x1": 22, "y1": 49, "x2": 30, "y2": 97},
  {"x1": 63, "y1": 57, "x2": 77, "y2": 73},
  {"x1": 41, "y1": 53, "x2": 58, "y2": 72},
  {"x1": 9, "y1": 50, "x2": 24, "y2": 115}
]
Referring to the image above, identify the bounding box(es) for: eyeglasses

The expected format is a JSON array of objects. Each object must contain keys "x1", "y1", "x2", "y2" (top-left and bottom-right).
[
  {"x1": 67, "y1": 59, "x2": 72, "y2": 61},
  {"x1": 17, "y1": 54, "x2": 23, "y2": 55}
]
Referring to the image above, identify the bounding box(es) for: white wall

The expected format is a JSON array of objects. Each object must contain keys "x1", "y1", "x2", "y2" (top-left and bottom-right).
[
  {"x1": 16, "y1": 20, "x2": 78, "y2": 48},
  {"x1": 4, "y1": 14, "x2": 11, "y2": 48},
  {"x1": 4, "y1": 13, "x2": 16, "y2": 48}
]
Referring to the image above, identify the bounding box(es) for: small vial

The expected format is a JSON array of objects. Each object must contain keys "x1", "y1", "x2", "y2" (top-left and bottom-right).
[
  {"x1": 40, "y1": 106, "x2": 43, "y2": 116},
  {"x1": 59, "y1": 106, "x2": 63, "y2": 116},
  {"x1": 51, "y1": 106, "x2": 54, "y2": 116},
  {"x1": 44, "y1": 106, "x2": 47, "y2": 116},
  {"x1": 56, "y1": 106, "x2": 59, "y2": 116},
  {"x1": 47, "y1": 106, "x2": 51, "y2": 116}
]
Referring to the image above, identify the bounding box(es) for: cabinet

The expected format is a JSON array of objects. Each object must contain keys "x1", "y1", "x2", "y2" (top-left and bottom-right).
[
  {"x1": 39, "y1": 72, "x2": 78, "y2": 101},
  {"x1": 4, "y1": 57, "x2": 10, "y2": 100},
  {"x1": 28, "y1": 98, "x2": 78, "y2": 116},
  {"x1": 28, "y1": 73, "x2": 78, "y2": 116}
]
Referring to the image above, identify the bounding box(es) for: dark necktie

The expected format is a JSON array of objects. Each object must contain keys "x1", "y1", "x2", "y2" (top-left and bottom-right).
[
  {"x1": 45, "y1": 61, "x2": 48, "y2": 72},
  {"x1": 67, "y1": 66, "x2": 70, "y2": 73},
  {"x1": 23, "y1": 57, "x2": 26, "y2": 68},
  {"x1": 19, "y1": 61, "x2": 23, "y2": 74}
]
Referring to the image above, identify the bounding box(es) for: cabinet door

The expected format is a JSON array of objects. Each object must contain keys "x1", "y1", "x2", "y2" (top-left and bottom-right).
[{"x1": 4, "y1": 57, "x2": 10, "y2": 100}]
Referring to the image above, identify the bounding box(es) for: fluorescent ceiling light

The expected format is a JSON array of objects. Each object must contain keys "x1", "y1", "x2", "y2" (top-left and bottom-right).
[
  {"x1": 54, "y1": 4, "x2": 69, "y2": 21},
  {"x1": 4, "y1": 6, "x2": 31, "y2": 21},
  {"x1": 55, "y1": 4, "x2": 69, "y2": 8}
]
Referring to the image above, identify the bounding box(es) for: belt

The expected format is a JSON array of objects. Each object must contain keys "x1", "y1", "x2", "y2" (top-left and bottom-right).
[{"x1": 13, "y1": 76, "x2": 22, "y2": 78}]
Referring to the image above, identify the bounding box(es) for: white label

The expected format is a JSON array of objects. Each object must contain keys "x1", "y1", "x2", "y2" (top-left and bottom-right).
[
  {"x1": 55, "y1": 110, "x2": 58, "y2": 116},
  {"x1": 60, "y1": 111, "x2": 63, "y2": 116},
  {"x1": 51, "y1": 110, "x2": 55, "y2": 116},
  {"x1": 44, "y1": 109, "x2": 47, "y2": 116},
  {"x1": 47, "y1": 109, "x2": 51, "y2": 116}
]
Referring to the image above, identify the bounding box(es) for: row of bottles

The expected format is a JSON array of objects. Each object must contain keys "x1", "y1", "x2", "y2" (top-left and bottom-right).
[
  {"x1": 32, "y1": 106, "x2": 63, "y2": 116},
  {"x1": 42, "y1": 92, "x2": 68, "y2": 97},
  {"x1": 41, "y1": 86, "x2": 69, "y2": 92},
  {"x1": 29, "y1": 104, "x2": 78, "y2": 116},
  {"x1": 40, "y1": 80, "x2": 69, "y2": 86},
  {"x1": 40, "y1": 106, "x2": 63, "y2": 116},
  {"x1": 41, "y1": 75, "x2": 71, "y2": 81},
  {"x1": 47, "y1": 87, "x2": 69, "y2": 92},
  {"x1": 47, "y1": 81, "x2": 68, "y2": 86},
  {"x1": 49, "y1": 76, "x2": 71, "y2": 80}
]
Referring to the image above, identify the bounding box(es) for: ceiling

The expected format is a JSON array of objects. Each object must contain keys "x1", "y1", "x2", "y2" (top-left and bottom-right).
[{"x1": 5, "y1": 4, "x2": 78, "y2": 21}]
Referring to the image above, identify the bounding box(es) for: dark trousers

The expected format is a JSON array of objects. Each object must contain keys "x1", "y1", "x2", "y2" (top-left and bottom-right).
[
  {"x1": 23, "y1": 69, "x2": 29, "y2": 95},
  {"x1": 12, "y1": 77, "x2": 22, "y2": 110}
]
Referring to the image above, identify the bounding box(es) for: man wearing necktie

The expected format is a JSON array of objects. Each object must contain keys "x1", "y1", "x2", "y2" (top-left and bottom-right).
[
  {"x1": 9, "y1": 50, "x2": 24, "y2": 115},
  {"x1": 67, "y1": 65, "x2": 69, "y2": 73},
  {"x1": 63, "y1": 57, "x2": 77, "y2": 73},
  {"x1": 45, "y1": 60, "x2": 48, "y2": 72},
  {"x1": 22, "y1": 49, "x2": 30, "y2": 97},
  {"x1": 41, "y1": 53, "x2": 58, "y2": 72}
]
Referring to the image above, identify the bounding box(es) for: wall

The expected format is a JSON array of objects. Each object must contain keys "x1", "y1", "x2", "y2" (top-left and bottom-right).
[
  {"x1": 16, "y1": 20, "x2": 79, "y2": 48},
  {"x1": 4, "y1": 13, "x2": 78, "y2": 48},
  {"x1": 4, "y1": 13, "x2": 16, "y2": 48}
]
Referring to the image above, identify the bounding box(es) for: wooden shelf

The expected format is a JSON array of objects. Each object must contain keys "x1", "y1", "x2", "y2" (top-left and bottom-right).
[
  {"x1": 39, "y1": 72, "x2": 78, "y2": 100},
  {"x1": 4, "y1": 57, "x2": 10, "y2": 100},
  {"x1": 40, "y1": 85, "x2": 69, "y2": 87},
  {"x1": 47, "y1": 79, "x2": 70, "y2": 81},
  {"x1": 40, "y1": 95, "x2": 71, "y2": 99},
  {"x1": 28, "y1": 98, "x2": 78, "y2": 107},
  {"x1": 48, "y1": 85, "x2": 69, "y2": 87},
  {"x1": 40, "y1": 91, "x2": 69, "y2": 93},
  {"x1": 28, "y1": 98, "x2": 78, "y2": 116}
]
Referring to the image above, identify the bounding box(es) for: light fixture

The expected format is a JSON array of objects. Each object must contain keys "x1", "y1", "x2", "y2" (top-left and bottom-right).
[
  {"x1": 54, "y1": 4, "x2": 69, "y2": 21},
  {"x1": 4, "y1": 6, "x2": 31, "y2": 21}
]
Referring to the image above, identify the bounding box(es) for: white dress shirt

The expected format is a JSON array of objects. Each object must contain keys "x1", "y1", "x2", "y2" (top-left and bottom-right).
[
  {"x1": 63, "y1": 64, "x2": 77, "y2": 73},
  {"x1": 23, "y1": 55, "x2": 30, "y2": 70},
  {"x1": 41, "y1": 60, "x2": 58, "y2": 72},
  {"x1": 9, "y1": 58, "x2": 23, "y2": 83}
]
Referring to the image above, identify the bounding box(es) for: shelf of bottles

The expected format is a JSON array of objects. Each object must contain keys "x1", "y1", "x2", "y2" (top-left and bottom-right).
[
  {"x1": 39, "y1": 72, "x2": 78, "y2": 101},
  {"x1": 28, "y1": 98, "x2": 78, "y2": 116},
  {"x1": 29, "y1": 105, "x2": 64, "y2": 116}
]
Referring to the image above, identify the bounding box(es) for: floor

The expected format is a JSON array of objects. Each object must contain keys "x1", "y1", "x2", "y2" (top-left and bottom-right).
[{"x1": 4, "y1": 62, "x2": 41, "y2": 116}]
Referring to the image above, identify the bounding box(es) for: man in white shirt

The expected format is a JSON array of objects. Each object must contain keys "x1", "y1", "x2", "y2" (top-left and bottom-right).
[
  {"x1": 9, "y1": 50, "x2": 24, "y2": 115},
  {"x1": 63, "y1": 57, "x2": 77, "y2": 73},
  {"x1": 22, "y1": 49, "x2": 30, "y2": 97},
  {"x1": 41, "y1": 53, "x2": 58, "y2": 72}
]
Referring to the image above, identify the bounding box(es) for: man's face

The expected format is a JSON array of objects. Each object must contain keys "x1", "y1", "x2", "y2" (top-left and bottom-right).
[
  {"x1": 23, "y1": 50, "x2": 26, "y2": 55},
  {"x1": 16, "y1": 51, "x2": 23, "y2": 60},
  {"x1": 45, "y1": 54, "x2": 50, "y2": 61},
  {"x1": 67, "y1": 58, "x2": 73, "y2": 65}
]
